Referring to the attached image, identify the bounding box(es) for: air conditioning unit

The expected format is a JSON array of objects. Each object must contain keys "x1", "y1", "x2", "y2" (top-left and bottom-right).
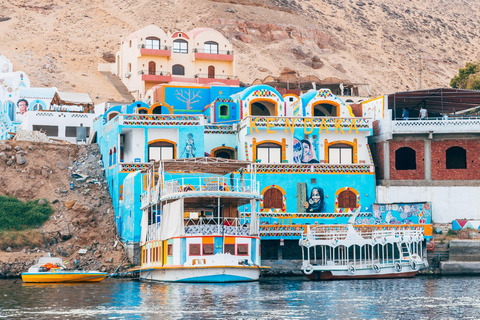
[{"x1": 124, "y1": 72, "x2": 131, "y2": 78}]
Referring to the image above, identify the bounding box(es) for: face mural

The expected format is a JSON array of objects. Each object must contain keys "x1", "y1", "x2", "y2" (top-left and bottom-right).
[
  {"x1": 181, "y1": 133, "x2": 196, "y2": 158},
  {"x1": 293, "y1": 137, "x2": 319, "y2": 164},
  {"x1": 303, "y1": 187, "x2": 324, "y2": 213},
  {"x1": 17, "y1": 99, "x2": 28, "y2": 114}
]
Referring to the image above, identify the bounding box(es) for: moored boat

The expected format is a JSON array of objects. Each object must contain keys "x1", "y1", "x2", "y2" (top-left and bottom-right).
[
  {"x1": 299, "y1": 223, "x2": 428, "y2": 280},
  {"x1": 21, "y1": 257, "x2": 108, "y2": 283},
  {"x1": 135, "y1": 157, "x2": 267, "y2": 282}
]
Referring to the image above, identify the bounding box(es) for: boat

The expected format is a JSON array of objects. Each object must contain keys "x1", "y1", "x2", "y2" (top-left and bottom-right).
[
  {"x1": 21, "y1": 257, "x2": 108, "y2": 283},
  {"x1": 135, "y1": 157, "x2": 267, "y2": 282},
  {"x1": 299, "y1": 223, "x2": 429, "y2": 280}
]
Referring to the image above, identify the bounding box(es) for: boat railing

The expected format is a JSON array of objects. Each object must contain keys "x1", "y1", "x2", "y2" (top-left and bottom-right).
[
  {"x1": 184, "y1": 217, "x2": 251, "y2": 236},
  {"x1": 146, "y1": 223, "x2": 161, "y2": 242},
  {"x1": 161, "y1": 176, "x2": 259, "y2": 196},
  {"x1": 306, "y1": 225, "x2": 424, "y2": 242}
]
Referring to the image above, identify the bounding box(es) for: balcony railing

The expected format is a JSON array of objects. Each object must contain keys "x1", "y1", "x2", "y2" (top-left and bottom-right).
[
  {"x1": 138, "y1": 70, "x2": 171, "y2": 76},
  {"x1": 138, "y1": 44, "x2": 172, "y2": 50},
  {"x1": 194, "y1": 49, "x2": 234, "y2": 55},
  {"x1": 392, "y1": 117, "x2": 480, "y2": 134},
  {"x1": 120, "y1": 114, "x2": 203, "y2": 126},
  {"x1": 161, "y1": 176, "x2": 259, "y2": 196},
  {"x1": 194, "y1": 73, "x2": 238, "y2": 80}
]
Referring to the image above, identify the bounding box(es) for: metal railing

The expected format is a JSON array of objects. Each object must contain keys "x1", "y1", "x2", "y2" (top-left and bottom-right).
[
  {"x1": 138, "y1": 44, "x2": 172, "y2": 50},
  {"x1": 162, "y1": 176, "x2": 259, "y2": 196},
  {"x1": 194, "y1": 73, "x2": 238, "y2": 80},
  {"x1": 306, "y1": 225, "x2": 424, "y2": 242},
  {"x1": 138, "y1": 70, "x2": 171, "y2": 76},
  {"x1": 392, "y1": 117, "x2": 480, "y2": 133},
  {"x1": 194, "y1": 48, "x2": 234, "y2": 55}
]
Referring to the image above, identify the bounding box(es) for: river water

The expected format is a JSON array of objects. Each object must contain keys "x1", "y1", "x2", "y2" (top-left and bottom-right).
[{"x1": 1, "y1": 276, "x2": 479, "y2": 319}]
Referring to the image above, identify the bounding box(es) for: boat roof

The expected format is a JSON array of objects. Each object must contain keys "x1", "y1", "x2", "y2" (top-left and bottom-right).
[{"x1": 156, "y1": 157, "x2": 252, "y2": 175}]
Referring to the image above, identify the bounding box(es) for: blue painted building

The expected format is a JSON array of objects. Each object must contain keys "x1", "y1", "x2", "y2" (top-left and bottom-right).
[{"x1": 93, "y1": 84, "x2": 430, "y2": 261}]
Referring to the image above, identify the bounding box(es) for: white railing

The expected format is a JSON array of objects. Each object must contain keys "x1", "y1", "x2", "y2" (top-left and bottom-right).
[
  {"x1": 306, "y1": 225, "x2": 424, "y2": 242},
  {"x1": 241, "y1": 116, "x2": 372, "y2": 130},
  {"x1": 120, "y1": 114, "x2": 204, "y2": 126},
  {"x1": 161, "y1": 176, "x2": 259, "y2": 196},
  {"x1": 146, "y1": 223, "x2": 161, "y2": 242},
  {"x1": 392, "y1": 118, "x2": 480, "y2": 133}
]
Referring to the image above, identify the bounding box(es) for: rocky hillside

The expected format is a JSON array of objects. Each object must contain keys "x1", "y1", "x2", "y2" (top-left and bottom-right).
[
  {"x1": 1, "y1": 0, "x2": 479, "y2": 100},
  {"x1": 0, "y1": 140, "x2": 127, "y2": 277}
]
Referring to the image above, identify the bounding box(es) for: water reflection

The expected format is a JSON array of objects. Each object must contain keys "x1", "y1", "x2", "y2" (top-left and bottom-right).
[{"x1": 1, "y1": 277, "x2": 480, "y2": 319}]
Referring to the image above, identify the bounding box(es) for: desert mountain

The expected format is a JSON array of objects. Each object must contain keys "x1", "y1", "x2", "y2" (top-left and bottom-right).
[{"x1": 0, "y1": 0, "x2": 478, "y2": 101}]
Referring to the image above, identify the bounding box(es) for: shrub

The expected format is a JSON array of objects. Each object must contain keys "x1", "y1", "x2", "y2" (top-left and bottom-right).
[
  {"x1": 446, "y1": 229, "x2": 457, "y2": 236},
  {"x1": 0, "y1": 195, "x2": 53, "y2": 231},
  {"x1": 0, "y1": 229, "x2": 44, "y2": 250}
]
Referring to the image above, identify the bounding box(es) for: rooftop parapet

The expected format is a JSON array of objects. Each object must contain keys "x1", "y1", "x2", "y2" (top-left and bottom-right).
[{"x1": 392, "y1": 117, "x2": 480, "y2": 134}]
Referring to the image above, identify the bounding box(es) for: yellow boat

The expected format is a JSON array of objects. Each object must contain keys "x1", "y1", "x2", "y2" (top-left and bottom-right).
[{"x1": 21, "y1": 257, "x2": 108, "y2": 283}]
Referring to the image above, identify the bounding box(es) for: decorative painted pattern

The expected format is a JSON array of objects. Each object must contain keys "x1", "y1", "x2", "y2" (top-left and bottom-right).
[
  {"x1": 243, "y1": 212, "x2": 371, "y2": 218},
  {"x1": 249, "y1": 117, "x2": 371, "y2": 129},
  {"x1": 334, "y1": 187, "x2": 360, "y2": 213},
  {"x1": 204, "y1": 124, "x2": 236, "y2": 134},
  {"x1": 245, "y1": 142, "x2": 249, "y2": 161},
  {"x1": 122, "y1": 115, "x2": 201, "y2": 126},
  {"x1": 255, "y1": 164, "x2": 373, "y2": 174},
  {"x1": 252, "y1": 89, "x2": 276, "y2": 98},
  {"x1": 366, "y1": 143, "x2": 374, "y2": 163},
  {"x1": 215, "y1": 97, "x2": 235, "y2": 103},
  {"x1": 392, "y1": 119, "x2": 480, "y2": 134},
  {"x1": 119, "y1": 163, "x2": 152, "y2": 173},
  {"x1": 259, "y1": 225, "x2": 305, "y2": 237},
  {"x1": 260, "y1": 185, "x2": 287, "y2": 213}
]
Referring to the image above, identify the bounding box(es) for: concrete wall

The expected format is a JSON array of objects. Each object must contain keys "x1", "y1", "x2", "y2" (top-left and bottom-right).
[
  {"x1": 377, "y1": 185, "x2": 480, "y2": 222},
  {"x1": 449, "y1": 240, "x2": 480, "y2": 261}
]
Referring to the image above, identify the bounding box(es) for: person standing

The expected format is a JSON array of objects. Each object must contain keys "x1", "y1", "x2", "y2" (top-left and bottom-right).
[
  {"x1": 419, "y1": 106, "x2": 428, "y2": 120},
  {"x1": 402, "y1": 108, "x2": 409, "y2": 120}
]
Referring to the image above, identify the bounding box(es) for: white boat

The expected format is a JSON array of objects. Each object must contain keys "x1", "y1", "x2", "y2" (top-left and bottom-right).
[
  {"x1": 135, "y1": 157, "x2": 267, "y2": 282},
  {"x1": 299, "y1": 223, "x2": 428, "y2": 280}
]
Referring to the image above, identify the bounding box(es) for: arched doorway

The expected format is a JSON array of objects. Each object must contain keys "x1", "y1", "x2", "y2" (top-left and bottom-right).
[
  {"x1": 250, "y1": 100, "x2": 276, "y2": 116},
  {"x1": 313, "y1": 103, "x2": 337, "y2": 117},
  {"x1": 263, "y1": 187, "x2": 283, "y2": 210},
  {"x1": 208, "y1": 65, "x2": 215, "y2": 78},
  {"x1": 337, "y1": 190, "x2": 357, "y2": 210},
  {"x1": 151, "y1": 106, "x2": 163, "y2": 114},
  {"x1": 5, "y1": 101, "x2": 15, "y2": 121},
  {"x1": 446, "y1": 146, "x2": 467, "y2": 169},
  {"x1": 212, "y1": 148, "x2": 235, "y2": 159},
  {"x1": 148, "y1": 61, "x2": 156, "y2": 75},
  {"x1": 395, "y1": 147, "x2": 416, "y2": 170}
]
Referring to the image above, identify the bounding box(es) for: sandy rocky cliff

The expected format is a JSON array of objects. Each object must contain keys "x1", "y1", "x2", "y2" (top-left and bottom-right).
[
  {"x1": 0, "y1": 139, "x2": 127, "y2": 277},
  {"x1": 0, "y1": 0, "x2": 479, "y2": 101}
]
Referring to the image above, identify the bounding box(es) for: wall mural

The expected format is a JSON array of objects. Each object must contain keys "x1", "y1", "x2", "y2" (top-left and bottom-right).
[
  {"x1": 303, "y1": 186, "x2": 325, "y2": 213},
  {"x1": 356, "y1": 202, "x2": 432, "y2": 225},
  {"x1": 292, "y1": 136, "x2": 319, "y2": 163},
  {"x1": 180, "y1": 133, "x2": 196, "y2": 158}
]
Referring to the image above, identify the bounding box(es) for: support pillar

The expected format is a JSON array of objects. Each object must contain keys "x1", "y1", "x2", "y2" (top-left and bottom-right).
[
  {"x1": 383, "y1": 140, "x2": 390, "y2": 180},
  {"x1": 424, "y1": 139, "x2": 432, "y2": 181}
]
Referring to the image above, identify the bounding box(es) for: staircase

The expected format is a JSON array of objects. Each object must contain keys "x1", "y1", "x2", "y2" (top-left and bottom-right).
[
  {"x1": 99, "y1": 71, "x2": 135, "y2": 102},
  {"x1": 0, "y1": 113, "x2": 16, "y2": 140}
]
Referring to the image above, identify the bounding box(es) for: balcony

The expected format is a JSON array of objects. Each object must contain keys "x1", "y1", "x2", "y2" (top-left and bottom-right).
[
  {"x1": 138, "y1": 44, "x2": 172, "y2": 57},
  {"x1": 120, "y1": 114, "x2": 204, "y2": 127},
  {"x1": 194, "y1": 49, "x2": 234, "y2": 61},
  {"x1": 161, "y1": 176, "x2": 259, "y2": 197},
  {"x1": 138, "y1": 70, "x2": 172, "y2": 83},
  {"x1": 194, "y1": 73, "x2": 239, "y2": 85},
  {"x1": 392, "y1": 117, "x2": 480, "y2": 134}
]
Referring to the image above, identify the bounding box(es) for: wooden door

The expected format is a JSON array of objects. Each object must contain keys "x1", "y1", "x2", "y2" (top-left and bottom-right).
[
  {"x1": 208, "y1": 65, "x2": 215, "y2": 78},
  {"x1": 148, "y1": 61, "x2": 156, "y2": 75}
]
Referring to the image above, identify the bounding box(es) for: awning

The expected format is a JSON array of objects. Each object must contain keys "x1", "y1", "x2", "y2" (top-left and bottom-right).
[
  {"x1": 155, "y1": 157, "x2": 252, "y2": 175},
  {"x1": 51, "y1": 91, "x2": 93, "y2": 106}
]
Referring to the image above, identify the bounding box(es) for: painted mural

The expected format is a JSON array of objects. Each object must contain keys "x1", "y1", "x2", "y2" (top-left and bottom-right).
[
  {"x1": 303, "y1": 187, "x2": 325, "y2": 213},
  {"x1": 180, "y1": 133, "x2": 196, "y2": 158},
  {"x1": 357, "y1": 202, "x2": 432, "y2": 225},
  {"x1": 293, "y1": 136, "x2": 319, "y2": 163}
]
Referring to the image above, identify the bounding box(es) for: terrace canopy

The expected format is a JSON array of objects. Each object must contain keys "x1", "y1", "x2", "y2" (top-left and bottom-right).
[{"x1": 154, "y1": 157, "x2": 252, "y2": 174}]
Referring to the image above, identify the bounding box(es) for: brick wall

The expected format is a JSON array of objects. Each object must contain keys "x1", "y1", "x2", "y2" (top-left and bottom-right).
[
  {"x1": 390, "y1": 140, "x2": 424, "y2": 180},
  {"x1": 370, "y1": 141, "x2": 384, "y2": 180},
  {"x1": 431, "y1": 139, "x2": 480, "y2": 180},
  {"x1": 350, "y1": 104, "x2": 362, "y2": 117}
]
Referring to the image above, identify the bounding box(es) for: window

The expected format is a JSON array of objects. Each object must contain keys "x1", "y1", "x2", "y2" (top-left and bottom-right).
[
  {"x1": 219, "y1": 104, "x2": 228, "y2": 118},
  {"x1": 189, "y1": 244, "x2": 201, "y2": 255},
  {"x1": 256, "y1": 143, "x2": 282, "y2": 163},
  {"x1": 328, "y1": 144, "x2": 353, "y2": 164},
  {"x1": 263, "y1": 187, "x2": 283, "y2": 209},
  {"x1": 204, "y1": 41, "x2": 219, "y2": 54},
  {"x1": 128, "y1": 63, "x2": 131, "y2": 72},
  {"x1": 173, "y1": 39, "x2": 188, "y2": 53},
  {"x1": 65, "y1": 126, "x2": 90, "y2": 138},
  {"x1": 395, "y1": 147, "x2": 416, "y2": 170},
  {"x1": 203, "y1": 244, "x2": 214, "y2": 255},
  {"x1": 446, "y1": 146, "x2": 467, "y2": 169},
  {"x1": 148, "y1": 141, "x2": 174, "y2": 161},
  {"x1": 32, "y1": 125, "x2": 58, "y2": 137},
  {"x1": 337, "y1": 190, "x2": 357, "y2": 209},
  {"x1": 172, "y1": 64, "x2": 185, "y2": 76},
  {"x1": 167, "y1": 244, "x2": 173, "y2": 256},
  {"x1": 224, "y1": 244, "x2": 235, "y2": 255},
  {"x1": 146, "y1": 37, "x2": 160, "y2": 49},
  {"x1": 237, "y1": 244, "x2": 248, "y2": 255},
  {"x1": 32, "y1": 102, "x2": 44, "y2": 111},
  {"x1": 213, "y1": 148, "x2": 234, "y2": 159}
]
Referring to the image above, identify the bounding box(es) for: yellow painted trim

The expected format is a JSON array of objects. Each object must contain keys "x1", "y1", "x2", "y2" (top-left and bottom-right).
[
  {"x1": 149, "y1": 101, "x2": 173, "y2": 114},
  {"x1": 324, "y1": 139, "x2": 358, "y2": 164},
  {"x1": 252, "y1": 139, "x2": 285, "y2": 162},
  {"x1": 311, "y1": 100, "x2": 340, "y2": 117},
  {"x1": 210, "y1": 146, "x2": 236, "y2": 159},
  {"x1": 148, "y1": 139, "x2": 177, "y2": 159}
]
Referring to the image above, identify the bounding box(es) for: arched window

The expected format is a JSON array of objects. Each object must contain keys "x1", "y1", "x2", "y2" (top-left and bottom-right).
[
  {"x1": 108, "y1": 149, "x2": 112, "y2": 166},
  {"x1": 108, "y1": 112, "x2": 119, "y2": 121},
  {"x1": 204, "y1": 41, "x2": 218, "y2": 54},
  {"x1": 148, "y1": 141, "x2": 175, "y2": 161},
  {"x1": 337, "y1": 190, "x2": 357, "y2": 209},
  {"x1": 208, "y1": 65, "x2": 215, "y2": 78},
  {"x1": 113, "y1": 147, "x2": 117, "y2": 165},
  {"x1": 446, "y1": 146, "x2": 466, "y2": 169},
  {"x1": 263, "y1": 187, "x2": 283, "y2": 209},
  {"x1": 256, "y1": 142, "x2": 281, "y2": 164},
  {"x1": 172, "y1": 64, "x2": 185, "y2": 76},
  {"x1": 138, "y1": 108, "x2": 148, "y2": 114},
  {"x1": 219, "y1": 104, "x2": 229, "y2": 118},
  {"x1": 328, "y1": 143, "x2": 353, "y2": 164},
  {"x1": 148, "y1": 61, "x2": 156, "y2": 75},
  {"x1": 151, "y1": 106, "x2": 163, "y2": 114},
  {"x1": 313, "y1": 103, "x2": 337, "y2": 117},
  {"x1": 251, "y1": 101, "x2": 276, "y2": 116},
  {"x1": 213, "y1": 148, "x2": 235, "y2": 159},
  {"x1": 173, "y1": 39, "x2": 188, "y2": 54},
  {"x1": 395, "y1": 147, "x2": 416, "y2": 170},
  {"x1": 146, "y1": 37, "x2": 160, "y2": 50}
]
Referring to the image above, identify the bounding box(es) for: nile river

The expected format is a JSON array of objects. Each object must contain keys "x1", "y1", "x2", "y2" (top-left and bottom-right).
[{"x1": 1, "y1": 276, "x2": 479, "y2": 319}]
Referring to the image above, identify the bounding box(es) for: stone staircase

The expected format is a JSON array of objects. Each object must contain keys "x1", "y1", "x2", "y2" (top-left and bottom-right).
[
  {"x1": 0, "y1": 113, "x2": 16, "y2": 140},
  {"x1": 99, "y1": 71, "x2": 135, "y2": 102}
]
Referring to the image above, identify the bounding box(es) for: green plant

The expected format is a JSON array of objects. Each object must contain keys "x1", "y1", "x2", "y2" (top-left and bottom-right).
[
  {"x1": 446, "y1": 229, "x2": 457, "y2": 236},
  {"x1": 450, "y1": 61, "x2": 480, "y2": 90},
  {"x1": 0, "y1": 195, "x2": 53, "y2": 231},
  {"x1": 0, "y1": 229, "x2": 44, "y2": 250}
]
